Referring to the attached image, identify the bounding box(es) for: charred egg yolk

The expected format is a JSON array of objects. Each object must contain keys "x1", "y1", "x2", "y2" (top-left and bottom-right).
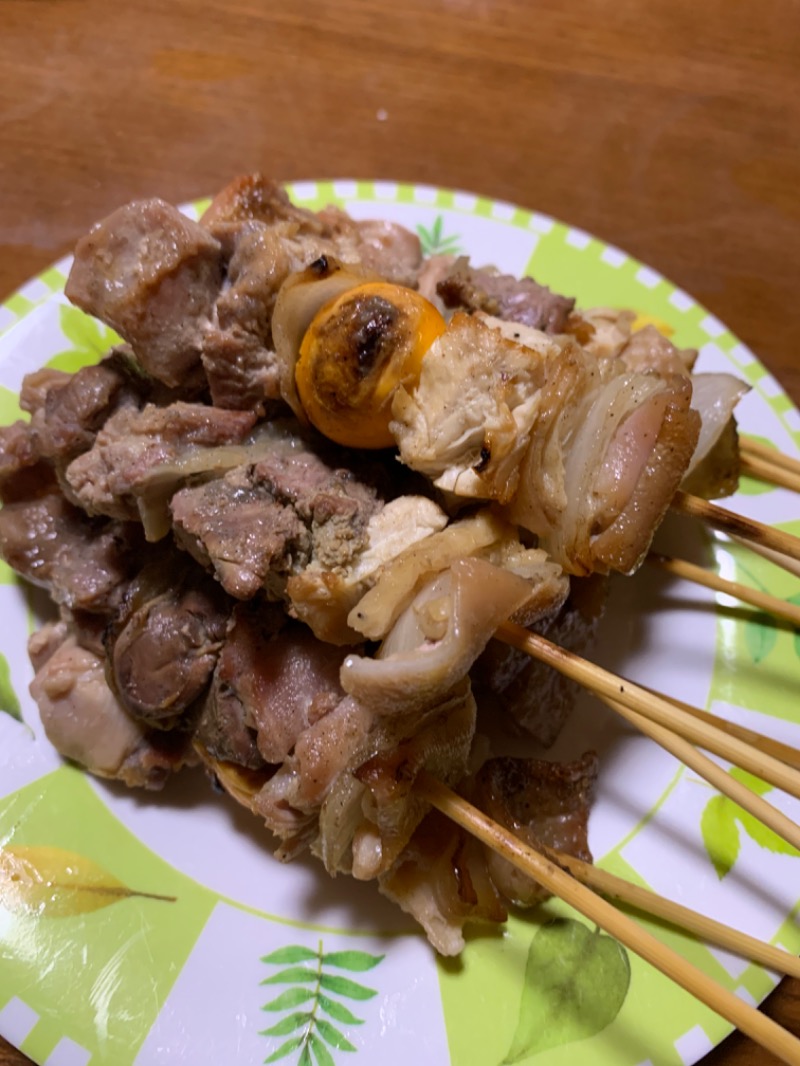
[{"x1": 296, "y1": 282, "x2": 446, "y2": 448}]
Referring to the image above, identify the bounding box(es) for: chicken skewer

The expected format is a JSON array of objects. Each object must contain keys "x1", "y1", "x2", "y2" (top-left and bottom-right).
[
  {"x1": 417, "y1": 771, "x2": 800, "y2": 1066},
  {"x1": 6, "y1": 172, "x2": 800, "y2": 1057}
]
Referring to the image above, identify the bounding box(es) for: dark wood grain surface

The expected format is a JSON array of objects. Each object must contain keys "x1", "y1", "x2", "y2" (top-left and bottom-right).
[{"x1": 1, "y1": 1, "x2": 799, "y2": 1063}]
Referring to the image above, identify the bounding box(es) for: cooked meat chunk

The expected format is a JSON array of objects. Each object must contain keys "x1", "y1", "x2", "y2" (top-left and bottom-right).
[
  {"x1": 416, "y1": 254, "x2": 456, "y2": 312},
  {"x1": 201, "y1": 174, "x2": 331, "y2": 235},
  {"x1": 0, "y1": 420, "x2": 53, "y2": 503},
  {"x1": 31, "y1": 349, "x2": 148, "y2": 467},
  {"x1": 171, "y1": 468, "x2": 309, "y2": 600},
  {"x1": 0, "y1": 491, "x2": 142, "y2": 612},
  {"x1": 349, "y1": 509, "x2": 567, "y2": 644},
  {"x1": 107, "y1": 553, "x2": 230, "y2": 725},
  {"x1": 378, "y1": 811, "x2": 506, "y2": 956},
  {"x1": 202, "y1": 603, "x2": 355, "y2": 766},
  {"x1": 437, "y1": 256, "x2": 575, "y2": 333},
  {"x1": 318, "y1": 206, "x2": 423, "y2": 287},
  {"x1": 199, "y1": 324, "x2": 278, "y2": 414},
  {"x1": 249, "y1": 695, "x2": 374, "y2": 857},
  {"x1": 171, "y1": 431, "x2": 383, "y2": 599},
  {"x1": 343, "y1": 558, "x2": 536, "y2": 717},
  {"x1": 30, "y1": 630, "x2": 193, "y2": 789},
  {"x1": 474, "y1": 753, "x2": 598, "y2": 906},
  {"x1": 19, "y1": 368, "x2": 71, "y2": 416},
  {"x1": 352, "y1": 681, "x2": 477, "y2": 877},
  {"x1": 392, "y1": 312, "x2": 555, "y2": 503},
  {"x1": 249, "y1": 678, "x2": 476, "y2": 870},
  {"x1": 619, "y1": 324, "x2": 696, "y2": 377},
  {"x1": 395, "y1": 312, "x2": 700, "y2": 575},
  {"x1": 65, "y1": 199, "x2": 224, "y2": 387},
  {"x1": 288, "y1": 494, "x2": 449, "y2": 644},
  {"x1": 195, "y1": 692, "x2": 266, "y2": 771},
  {"x1": 65, "y1": 401, "x2": 258, "y2": 528},
  {"x1": 202, "y1": 221, "x2": 346, "y2": 412},
  {"x1": 199, "y1": 176, "x2": 371, "y2": 412},
  {"x1": 195, "y1": 603, "x2": 285, "y2": 771}
]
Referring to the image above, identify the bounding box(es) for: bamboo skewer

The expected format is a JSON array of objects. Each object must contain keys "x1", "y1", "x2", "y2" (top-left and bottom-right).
[
  {"x1": 652, "y1": 693, "x2": 800, "y2": 772},
  {"x1": 741, "y1": 438, "x2": 800, "y2": 480},
  {"x1": 496, "y1": 621, "x2": 800, "y2": 801},
  {"x1": 601, "y1": 696, "x2": 800, "y2": 852},
  {"x1": 730, "y1": 535, "x2": 800, "y2": 581},
  {"x1": 647, "y1": 551, "x2": 800, "y2": 628},
  {"x1": 740, "y1": 452, "x2": 800, "y2": 495},
  {"x1": 672, "y1": 491, "x2": 800, "y2": 567},
  {"x1": 551, "y1": 848, "x2": 800, "y2": 979},
  {"x1": 416, "y1": 771, "x2": 800, "y2": 1066}
]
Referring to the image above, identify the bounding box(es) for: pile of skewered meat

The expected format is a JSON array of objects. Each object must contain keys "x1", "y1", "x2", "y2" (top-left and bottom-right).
[{"x1": 0, "y1": 175, "x2": 748, "y2": 954}]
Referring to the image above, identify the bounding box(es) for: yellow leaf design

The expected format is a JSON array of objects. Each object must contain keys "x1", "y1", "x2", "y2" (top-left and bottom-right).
[{"x1": 0, "y1": 846, "x2": 175, "y2": 918}]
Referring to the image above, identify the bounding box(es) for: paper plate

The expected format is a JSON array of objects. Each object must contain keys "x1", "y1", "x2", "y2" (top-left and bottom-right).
[{"x1": 1, "y1": 181, "x2": 799, "y2": 1066}]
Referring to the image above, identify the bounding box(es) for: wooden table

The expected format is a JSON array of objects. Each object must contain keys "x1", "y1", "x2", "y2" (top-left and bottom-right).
[{"x1": 1, "y1": 1, "x2": 799, "y2": 1063}]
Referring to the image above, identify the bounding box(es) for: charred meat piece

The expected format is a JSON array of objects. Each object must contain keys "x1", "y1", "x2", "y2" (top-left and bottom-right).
[
  {"x1": 106, "y1": 551, "x2": 230, "y2": 727},
  {"x1": 65, "y1": 199, "x2": 224, "y2": 388},
  {"x1": 29, "y1": 627, "x2": 195, "y2": 789},
  {"x1": 474, "y1": 752, "x2": 598, "y2": 906},
  {"x1": 0, "y1": 491, "x2": 143, "y2": 613},
  {"x1": 437, "y1": 256, "x2": 575, "y2": 333},
  {"x1": 171, "y1": 431, "x2": 383, "y2": 600}
]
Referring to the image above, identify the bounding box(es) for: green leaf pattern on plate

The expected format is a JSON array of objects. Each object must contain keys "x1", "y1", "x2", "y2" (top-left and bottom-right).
[
  {"x1": 260, "y1": 942, "x2": 383, "y2": 1063},
  {"x1": 701, "y1": 767, "x2": 800, "y2": 879},
  {"x1": 47, "y1": 304, "x2": 122, "y2": 374},
  {"x1": 417, "y1": 215, "x2": 462, "y2": 257},
  {"x1": 0, "y1": 652, "x2": 21, "y2": 722},
  {"x1": 503, "y1": 919, "x2": 631, "y2": 1062},
  {"x1": 744, "y1": 611, "x2": 779, "y2": 663}
]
